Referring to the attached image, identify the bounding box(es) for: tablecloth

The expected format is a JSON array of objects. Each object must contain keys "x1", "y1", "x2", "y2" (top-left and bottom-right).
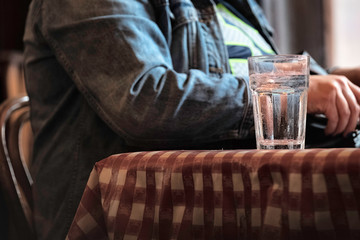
[{"x1": 66, "y1": 148, "x2": 360, "y2": 240}]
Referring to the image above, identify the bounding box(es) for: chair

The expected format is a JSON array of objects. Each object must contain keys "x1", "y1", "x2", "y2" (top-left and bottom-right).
[
  {"x1": 0, "y1": 96, "x2": 35, "y2": 240},
  {"x1": 0, "y1": 51, "x2": 26, "y2": 103}
]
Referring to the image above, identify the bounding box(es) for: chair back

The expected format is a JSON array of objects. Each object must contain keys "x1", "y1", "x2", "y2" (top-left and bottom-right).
[
  {"x1": 0, "y1": 96, "x2": 35, "y2": 240},
  {"x1": 0, "y1": 51, "x2": 26, "y2": 103}
]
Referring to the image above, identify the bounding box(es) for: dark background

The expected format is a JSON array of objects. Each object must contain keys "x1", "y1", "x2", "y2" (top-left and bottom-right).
[{"x1": 0, "y1": 0, "x2": 31, "y2": 51}]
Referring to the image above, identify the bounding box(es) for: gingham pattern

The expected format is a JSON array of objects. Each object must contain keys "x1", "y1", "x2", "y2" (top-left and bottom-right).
[{"x1": 66, "y1": 148, "x2": 360, "y2": 240}]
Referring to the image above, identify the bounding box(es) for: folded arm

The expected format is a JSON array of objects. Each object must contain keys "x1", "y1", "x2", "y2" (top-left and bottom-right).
[{"x1": 39, "y1": 0, "x2": 252, "y2": 146}]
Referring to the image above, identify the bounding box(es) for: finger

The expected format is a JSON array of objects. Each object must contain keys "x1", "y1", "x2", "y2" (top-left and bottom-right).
[
  {"x1": 333, "y1": 88, "x2": 351, "y2": 135},
  {"x1": 341, "y1": 86, "x2": 360, "y2": 135},
  {"x1": 348, "y1": 81, "x2": 360, "y2": 104},
  {"x1": 324, "y1": 94, "x2": 339, "y2": 135}
]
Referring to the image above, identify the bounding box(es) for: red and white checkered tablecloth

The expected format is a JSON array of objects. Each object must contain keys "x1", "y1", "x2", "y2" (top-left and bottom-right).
[{"x1": 66, "y1": 148, "x2": 360, "y2": 240}]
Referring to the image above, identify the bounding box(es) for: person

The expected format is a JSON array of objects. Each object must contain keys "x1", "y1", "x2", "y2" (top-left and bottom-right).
[{"x1": 23, "y1": 0, "x2": 360, "y2": 239}]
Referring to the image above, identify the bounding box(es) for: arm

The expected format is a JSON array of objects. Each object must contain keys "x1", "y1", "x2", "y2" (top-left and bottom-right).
[{"x1": 39, "y1": 0, "x2": 251, "y2": 146}]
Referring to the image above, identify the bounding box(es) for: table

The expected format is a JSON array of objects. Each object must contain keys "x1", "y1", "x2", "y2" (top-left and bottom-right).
[{"x1": 66, "y1": 148, "x2": 360, "y2": 240}]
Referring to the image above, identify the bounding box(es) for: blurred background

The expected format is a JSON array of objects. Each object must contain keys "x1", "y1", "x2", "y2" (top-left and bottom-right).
[
  {"x1": 260, "y1": 0, "x2": 360, "y2": 68},
  {"x1": 0, "y1": 0, "x2": 30, "y2": 103},
  {"x1": 0, "y1": 0, "x2": 360, "y2": 102}
]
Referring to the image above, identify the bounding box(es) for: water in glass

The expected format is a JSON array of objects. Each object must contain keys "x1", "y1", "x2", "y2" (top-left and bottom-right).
[{"x1": 250, "y1": 73, "x2": 308, "y2": 149}]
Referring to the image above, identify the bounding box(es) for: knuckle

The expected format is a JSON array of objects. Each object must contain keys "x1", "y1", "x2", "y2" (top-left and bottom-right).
[
  {"x1": 335, "y1": 76, "x2": 349, "y2": 86},
  {"x1": 329, "y1": 81, "x2": 341, "y2": 92},
  {"x1": 328, "y1": 84, "x2": 339, "y2": 96},
  {"x1": 342, "y1": 109, "x2": 351, "y2": 118}
]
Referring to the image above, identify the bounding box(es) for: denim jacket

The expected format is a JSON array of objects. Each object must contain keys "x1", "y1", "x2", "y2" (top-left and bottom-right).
[{"x1": 22, "y1": 0, "x2": 312, "y2": 239}]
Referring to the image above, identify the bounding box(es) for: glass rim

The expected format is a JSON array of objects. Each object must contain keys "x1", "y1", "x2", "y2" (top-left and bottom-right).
[{"x1": 248, "y1": 54, "x2": 310, "y2": 61}]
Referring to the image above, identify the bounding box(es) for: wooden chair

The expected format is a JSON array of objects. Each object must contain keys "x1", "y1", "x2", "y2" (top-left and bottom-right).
[
  {"x1": 0, "y1": 96, "x2": 35, "y2": 240},
  {"x1": 0, "y1": 51, "x2": 26, "y2": 103}
]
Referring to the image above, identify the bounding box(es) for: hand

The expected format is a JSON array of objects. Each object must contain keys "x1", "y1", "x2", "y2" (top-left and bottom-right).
[
  {"x1": 307, "y1": 74, "x2": 360, "y2": 136},
  {"x1": 330, "y1": 66, "x2": 360, "y2": 87}
]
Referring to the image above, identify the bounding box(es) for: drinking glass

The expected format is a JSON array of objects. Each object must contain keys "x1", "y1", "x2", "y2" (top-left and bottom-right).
[{"x1": 248, "y1": 55, "x2": 310, "y2": 149}]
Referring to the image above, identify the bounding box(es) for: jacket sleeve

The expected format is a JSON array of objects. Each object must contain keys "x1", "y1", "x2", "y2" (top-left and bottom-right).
[{"x1": 39, "y1": 0, "x2": 252, "y2": 146}]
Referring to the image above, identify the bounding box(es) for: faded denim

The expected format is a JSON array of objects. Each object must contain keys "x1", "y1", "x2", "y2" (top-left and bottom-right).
[{"x1": 23, "y1": 0, "x2": 324, "y2": 239}]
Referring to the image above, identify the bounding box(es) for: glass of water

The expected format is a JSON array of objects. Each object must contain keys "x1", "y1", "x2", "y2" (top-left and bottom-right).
[{"x1": 248, "y1": 55, "x2": 310, "y2": 149}]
